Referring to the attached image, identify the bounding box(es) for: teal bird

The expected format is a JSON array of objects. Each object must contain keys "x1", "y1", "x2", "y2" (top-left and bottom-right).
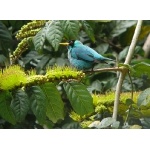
[{"x1": 60, "y1": 40, "x2": 114, "y2": 70}]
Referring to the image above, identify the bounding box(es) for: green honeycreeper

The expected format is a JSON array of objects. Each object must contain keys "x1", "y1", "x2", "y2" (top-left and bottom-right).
[{"x1": 60, "y1": 40, "x2": 114, "y2": 70}]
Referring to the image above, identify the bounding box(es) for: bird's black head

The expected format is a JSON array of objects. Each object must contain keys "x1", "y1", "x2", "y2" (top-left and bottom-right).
[{"x1": 68, "y1": 40, "x2": 75, "y2": 47}]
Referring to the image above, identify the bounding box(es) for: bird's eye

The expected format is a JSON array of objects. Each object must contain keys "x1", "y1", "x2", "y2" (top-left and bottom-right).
[{"x1": 69, "y1": 40, "x2": 75, "y2": 46}]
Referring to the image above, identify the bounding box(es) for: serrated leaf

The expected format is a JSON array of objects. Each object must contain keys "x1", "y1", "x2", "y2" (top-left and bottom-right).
[
  {"x1": 63, "y1": 82, "x2": 94, "y2": 116},
  {"x1": 40, "y1": 83, "x2": 64, "y2": 123},
  {"x1": 11, "y1": 89, "x2": 29, "y2": 122},
  {"x1": 131, "y1": 62, "x2": 150, "y2": 78},
  {"x1": 0, "y1": 91, "x2": 16, "y2": 124},
  {"x1": 46, "y1": 20, "x2": 63, "y2": 51},
  {"x1": 62, "y1": 20, "x2": 80, "y2": 39},
  {"x1": 33, "y1": 28, "x2": 46, "y2": 52},
  {"x1": 80, "y1": 20, "x2": 95, "y2": 42},
  {"x1": 137, "y1": 88, "x2": 150, "y2": 107},
  {"x1": 110, "y1": 20, "x2": 137, "y2": 37},
  {"x1": 27, "y1": 86, "x2": 46, "y2": 124}
]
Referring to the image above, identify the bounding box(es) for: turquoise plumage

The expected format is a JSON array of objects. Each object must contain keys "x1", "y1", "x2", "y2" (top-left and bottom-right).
[{"x1": 60, "y1": 40, "x2": 113, "y2": 70}]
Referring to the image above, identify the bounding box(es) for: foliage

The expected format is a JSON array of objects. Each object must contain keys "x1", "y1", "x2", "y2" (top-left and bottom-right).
[{"x1": 0, "y1": 20, "x2": 150, "y2": 129}]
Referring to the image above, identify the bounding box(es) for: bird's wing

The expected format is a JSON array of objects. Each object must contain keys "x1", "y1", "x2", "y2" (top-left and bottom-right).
[{"x1": 71, "y1": 46, "x2": 95, "y2": 62}]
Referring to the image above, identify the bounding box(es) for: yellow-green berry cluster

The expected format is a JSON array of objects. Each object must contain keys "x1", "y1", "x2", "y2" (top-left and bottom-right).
[
  {"x1": 0, "y1": 65, "x2": 27, "y2": 90},
  {"x1": 11, "y1": 38, "x2": 30, "y2": 62},
  {"x1": 16, "y1": 20, "x2": 46, "y2": 40},
  {"x1": 46, "y1": 66, "x2": 85, "y2": 81}
]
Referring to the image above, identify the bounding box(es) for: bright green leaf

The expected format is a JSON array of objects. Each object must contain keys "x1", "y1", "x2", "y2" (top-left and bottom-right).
[
  {"x1": 27, "y1": 86, "x2": 46, "y2": 124},
  {"x1": 11, "y1": 89, "x2": 30, "y2": 122},
  {"x1": 137, "y1": 88, "x2": 150, "y2": 107},
  {"x1": 80, "y1": 20, "x2": 95, "y2": 42},
  {"x1": 62, "y1": 20, "x2": 80, "y2": 39},
  {"x1": 63, "y1": 82, "x2": 94, "y2": 116},
  {"x1": 46, "y1": 20, "x2": 63, "y2": 51},
  {"x1": 131, "y1": 62, "x2": 150, "y2": 78},
  {"x1": 0, "y1": 91, "x2": 16, "y2": 124},
  {"x1": 40, "y1": 83, "x2": 64, "y2": 123}
]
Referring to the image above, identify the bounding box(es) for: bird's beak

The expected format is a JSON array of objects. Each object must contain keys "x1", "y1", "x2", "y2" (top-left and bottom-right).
[{"x1": 59, "y1": 42, "x2": 69, "y2": 46}]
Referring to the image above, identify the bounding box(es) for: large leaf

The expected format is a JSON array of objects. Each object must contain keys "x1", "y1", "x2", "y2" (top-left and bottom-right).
[
  {"x1": 46, "y1": 20, "x2": 63, "y2": 51},
  {"x1": 0, "y1": 91, "x2": 16, "y2": 124},
  {"x1": 62, "y1": 20, "x2": 80, "y2": 39},
  {"x1": 131, "y1": 62, "x2": 150, "y2": 79},
  {"x1": 33, "y1": 27, "x2": 46, "y2": 52},
  {"x1": 80, "y1": 20, "x2": 95, "y2": 42},
  {"x1": 137, "y1": 88, "x2": 150, "y2": 107},
  {"x1": 40, "y1": 83, "x2": 64, "y2": 123},
  {"x1": 27, "y1": 86, "x2": 46, "y2": 124},
  {"x1": 11, "y1": 89, "x2": 30, "y2": 122},
  {"x1": 110, "y1": 20, "x2": 137, "y2": 37},
  {"x1": 63, "y1": 82, "x2": 94, "y2": 116}
]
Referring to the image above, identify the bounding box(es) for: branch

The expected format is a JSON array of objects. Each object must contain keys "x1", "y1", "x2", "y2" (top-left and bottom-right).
[
  {"x1": 112, "y1": 20, "x2": 143, "y2": 120},
  {"x1": 84, "y1": 67, "x2": 124, "y2": 73}
]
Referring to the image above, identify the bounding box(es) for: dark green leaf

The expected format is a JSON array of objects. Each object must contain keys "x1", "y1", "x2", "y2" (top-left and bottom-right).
[
  {"x1": 46, "y1": 21, "x2": 63, "y2": 51},
  {"x1": 131, "y1": 62, "x2": 150, "y2": 78},
  {"x1": 80, "y1": 20, "x2": 95, "y2": 42},
  {"x1": 140, "y1": 117, "x2": 150, "y2": 129},
  {"x1": 137, "y1": 88, "x2": 150, "y2": 107},
  {"x1": 125, "y1": 98, "x2": 134, "y2": 106},
  {"x1": 110, "y1": 20, "x2": 137, "y2": 37},
  {"x1": 11, "y1": 89, "x2": 29, "y2": 122},
  {"x1": 118, "y1": 46, "x2": 129, "y2": 61},
  {"x1": 33, "y1": 28, "x2": 46, "y2": 52},
  {"x1": 27, "y1": 86, "x2": 46, "y2": 124},
  {"x1": 0, "y1": 91, "x2": 16, "y2": 124},
  {"x1": 40, "y1": 83, "x2": 64, "y2": 123},
  {"x1": 63, "y1": 82, "x2": 94, "y2": 116},
  {"x1": 62, "y1": 20, "x2": 80, "y2": 39},
  {"x1": 95, "y1": 43, "x2": 109, "y2": 55}
]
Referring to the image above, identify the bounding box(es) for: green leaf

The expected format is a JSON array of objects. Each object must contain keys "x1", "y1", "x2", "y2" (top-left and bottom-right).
[
  {"x1": 11, "y1": 89, "x2": 29, "y2": 122},
  {"x1": 40, "y1": 83, "x2": 64, "y2": 123},
  {"x1": 95, "y1": 43, "x2": 109, "y2": 54},
  {"x1": 131, "y1": 62, "x2": 150, "y2": 78},
  {"x1": 97, "y1": 117, "x2": 118, "y2": 129},
  {"x1": 0, "y1": 91, "x2": 16, "y2": 124},
  {"x1": 27, "y1": 86, "x2": 46, "y2": 124},
  {"x1": 46, "y1": 20, "x2": 63, "y2": 51},
  {"x1": 63, "y1": 82, "x2": 94, "y2": 116},
  {"x1": 62, "y1": 20, "x2": 80, "y2": 39},
  {"x1": 137, "y1": 88, "x2": 150, "y2": 107},
  {"x1": 33, "y1": 28, "x2": 46, "y2": 52},
  {"x1": 110, "y1": 20, "x2": 137, "y2": 37},
  {"x1": 80, "y1": 20, "x2": 95, "y2": 42}
]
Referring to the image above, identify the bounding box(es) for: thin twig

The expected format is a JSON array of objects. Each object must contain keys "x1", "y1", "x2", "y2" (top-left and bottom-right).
[{"x1": 112, "y1": 20, "x2": 143, "y2": 120}]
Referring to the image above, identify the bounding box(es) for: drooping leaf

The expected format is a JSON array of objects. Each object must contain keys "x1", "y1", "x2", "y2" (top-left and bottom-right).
[
  {"x1": 27, "y1": 86, "x2": 46, "y2": 124},
  {"x1": 11, "y1": 89, "x2": 30, "y2": 122},
  {"x1": 110, "y1": 20, "x2": 137, "y2": 37},
  {"x1": 137, "y1": 88, "x2": 150, "y2": 107},
  {"x1": 22, "y1": 51, "x2": 43, "y2": 65},
  {"x1": 131, "y1": 62, "x2": 150, "y2": 78},
  {"x1": 40, "y1": 83, "x2": 64, "y2": 123},
  {"x1": 0, "y1": 91, "x2": 16, "y2": 124},
  {"x1": 46, "y1": 20, "x2": 63, "y2": 51},
  {"x1": 63, "y1": 82, "x2": 94, "y2": 116},
  {"x1": 80, "y1": 20, "x2": 95, "y2": 42},
  {"x1": 62, "y1": 20, "x2": 80, "y2": 39},
  {"x1": 33, "y1": 28, "x2": 46, "y2": 52},
  {"x1": 36, "y1": 54, "x2": 51, "y2": 73}
]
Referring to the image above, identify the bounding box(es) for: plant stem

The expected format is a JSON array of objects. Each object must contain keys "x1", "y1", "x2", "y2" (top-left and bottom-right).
[{"x1": 112, "y1": 20, "x2": 143, "y2": 120}]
